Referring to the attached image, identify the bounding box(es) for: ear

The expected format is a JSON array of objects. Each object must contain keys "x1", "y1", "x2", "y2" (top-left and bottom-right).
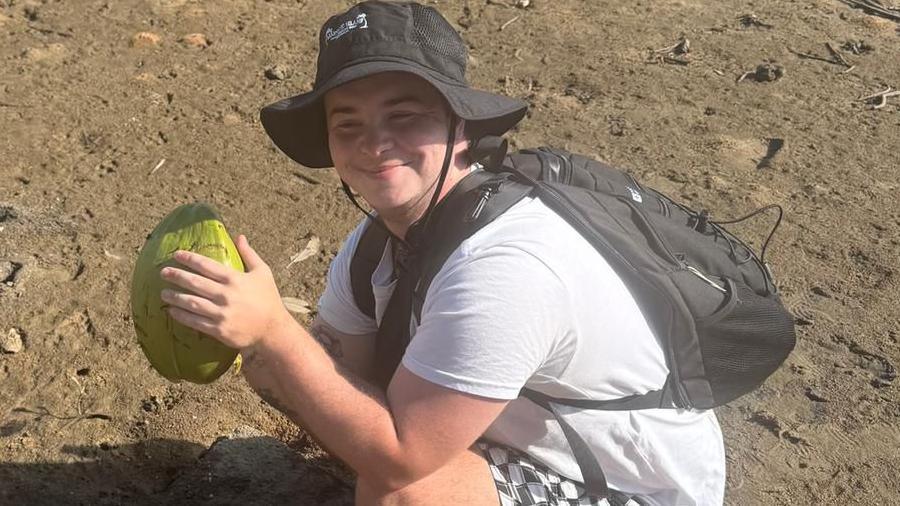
[
  {"x1": 452, "y1": 118, "x2": 472, "y2": 169},
  {"x1": 454, "y1": 117, "x2": 466, "y2": 139},
  {"x1": 453, "y1": 117, "x2": 469, "y2": 153}
]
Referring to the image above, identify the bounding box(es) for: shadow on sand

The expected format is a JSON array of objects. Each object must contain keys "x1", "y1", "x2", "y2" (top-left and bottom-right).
[{"x1": 0, "y1": 431, "x2": 353, "y2": 505}]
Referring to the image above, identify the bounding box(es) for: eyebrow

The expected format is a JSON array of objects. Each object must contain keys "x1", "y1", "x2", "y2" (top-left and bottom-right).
[{"x1": 327, "y1": 94, "x2": 425, "y2": 118}]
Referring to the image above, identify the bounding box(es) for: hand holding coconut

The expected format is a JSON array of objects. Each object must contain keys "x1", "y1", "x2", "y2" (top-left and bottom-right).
[
  {"x1": 160, "y1": 234, "x2": 293, "y2": 352},
  {"x1": 131, "y1": 202, "x2": 293, "y2": 384}
]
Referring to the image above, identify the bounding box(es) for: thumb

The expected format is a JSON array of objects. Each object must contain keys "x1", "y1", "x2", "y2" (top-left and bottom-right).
[{"x1": 236, "y1": 234, "x2": 264, "y2": 271}]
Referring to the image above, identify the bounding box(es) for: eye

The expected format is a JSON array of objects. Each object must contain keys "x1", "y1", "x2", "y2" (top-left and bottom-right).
[
  {"x1": 389, "y1": 111, "x2": 418, "y2": 121},
  {"x1": 333, "y1": 120, "x2": 361, "y2": 131}
]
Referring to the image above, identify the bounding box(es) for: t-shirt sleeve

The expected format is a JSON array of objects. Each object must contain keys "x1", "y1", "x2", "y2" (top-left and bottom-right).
[
  {"x1": 316, "y1": 219, "x2": 380, "y2": 336},
  {"x1": 401, "y1": 243, "x2": 570, "y2": 400}
]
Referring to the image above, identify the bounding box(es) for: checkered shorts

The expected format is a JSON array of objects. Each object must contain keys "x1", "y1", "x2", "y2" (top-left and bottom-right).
[{"x1": 477, "y1": 441, "x2": 642, "y2": 506}]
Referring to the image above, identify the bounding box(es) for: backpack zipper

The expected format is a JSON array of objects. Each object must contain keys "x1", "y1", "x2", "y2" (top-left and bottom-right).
[
  {"x1": 466, "y1": 180, "x2": 502, "y2": 222},
  {"x1": 685, "y1": 265, "x2": 727, "y2": 293}
]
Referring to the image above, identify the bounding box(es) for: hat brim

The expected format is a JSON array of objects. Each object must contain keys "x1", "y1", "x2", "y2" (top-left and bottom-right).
[{"x1": 260, "y1": 59, "x2": 527, "y2": 168}]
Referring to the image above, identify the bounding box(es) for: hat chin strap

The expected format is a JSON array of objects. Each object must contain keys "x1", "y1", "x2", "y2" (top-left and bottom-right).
[
  {"x1": 415, "y1": 114, "x2": 458, "y2": 244},
  {"x1": 340, "y1": 115, "x2": 459, "y2": 248}
]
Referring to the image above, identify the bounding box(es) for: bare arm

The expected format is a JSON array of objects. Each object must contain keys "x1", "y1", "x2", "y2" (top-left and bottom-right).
[
  {"x1": 240, "y1": 317, "x2": 509, "y2": 493},
  {"x1": 307, "y1": 315, "x2": 376, "y2": 382}
]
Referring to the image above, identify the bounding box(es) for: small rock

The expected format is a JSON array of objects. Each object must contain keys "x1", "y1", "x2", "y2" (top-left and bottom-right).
[
  {"x1": 804, "y1": 387, "x2": 828, "y2": 402},
  {"x1": 132, "y1": 32, "x2": 162, "y2": 48},
  {"x1": 811, "y1": 286, "x2": 830, "y2": 297},
  {"x1": 0, "y1": 261, "x2": 17, "y2": 282},
  {"x1": 754, "y1": 63, "x2": 784, "y2": 82},
  {"x1": 24, "y1": 4, "x2": 40, "y2": 21},
  {"x1": 179, "y1": 33, "x2": 210, "y2": 48},
  {"x1": 21, "y1": 43, "x2": 68, "y2": 63},
  {"x1": 264, "y1": 65, "x2": 290, "y2": 81},
  {"x1": 2, "y1": 328, "x2": 24, "y2": 354},
  {"x1": 221, "y1": 112, "x2": 241, "y2": 125},
  {"x1": 871, "y1": 377, "x2": 892, "y2": 389},
  {"x1": 164, "y1": 425, "x2": 353, "y2": 504},
  {"x1": 0, "y1": 206, "x2": 17, "y2": 222}
]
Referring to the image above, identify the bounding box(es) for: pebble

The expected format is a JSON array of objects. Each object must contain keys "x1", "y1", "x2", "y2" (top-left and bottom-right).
[
  {"x1": 0, "y1": 261, "x2": 16, "y2": 282},
  {"x1": 804, "y1": 387, "x2": 828, "y2": 402},
  {"x1": 264, "y1": 65, "x2": 290, "y2": 81},
  {"x1": 21, "y1": 43, "x2": 67, "y2": 63},
  {"x1": 180, "y1": 33, "x2": 210, "y2": 48},
  {"x1": 2, "y1": 328, "x2": 24, "y2": 354},
  {"x1": 871, "y1": 378, "x2": 892, "y2": 389},
  {"x1": 132, "y1": 32, "x2": 162, "y2": 48},
  {"x1": 754, "y1": 63, "x2": 785, "y2": 82}
]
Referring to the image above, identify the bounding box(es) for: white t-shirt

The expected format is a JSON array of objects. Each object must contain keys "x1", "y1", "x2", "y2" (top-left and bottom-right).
[{"x1": 318, "y1": 195, "x2": 726, "y2": 505}]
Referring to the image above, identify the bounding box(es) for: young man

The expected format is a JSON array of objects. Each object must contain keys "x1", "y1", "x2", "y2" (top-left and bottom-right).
[{"x1": 158, "y1": 2, "x2": 726, "y2": 504}]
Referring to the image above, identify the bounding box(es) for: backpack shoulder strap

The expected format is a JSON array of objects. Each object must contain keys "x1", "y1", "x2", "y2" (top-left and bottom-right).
[
  {"x1": 349, "y1": 219, "x2": 391, "y2": 321},
  {"x1": 410, "y1": 170, "x2": 534, "y2": 320}
]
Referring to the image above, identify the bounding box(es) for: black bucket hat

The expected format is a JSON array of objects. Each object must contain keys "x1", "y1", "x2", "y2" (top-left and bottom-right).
[{"x1": 260, "y1": 0, "x2": 528, "y2": 168}]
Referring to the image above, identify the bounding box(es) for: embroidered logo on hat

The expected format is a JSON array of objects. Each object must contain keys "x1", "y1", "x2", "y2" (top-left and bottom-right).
[{"x1": 325, "y1": 13, "x2": 368, "y2": 44}]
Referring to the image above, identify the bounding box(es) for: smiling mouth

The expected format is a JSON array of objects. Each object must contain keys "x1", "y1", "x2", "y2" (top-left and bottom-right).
[{"x1": 370, "y1": 162, "x2": 408, "y2": 175}]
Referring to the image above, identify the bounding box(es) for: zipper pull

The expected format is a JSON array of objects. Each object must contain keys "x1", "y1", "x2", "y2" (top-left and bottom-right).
[
  {"x1": 685, "y1": 264, "x2": 727, "y2": 293},
  {"x1": 466, "y1": 181, "x2": 501, "y2": 222}
]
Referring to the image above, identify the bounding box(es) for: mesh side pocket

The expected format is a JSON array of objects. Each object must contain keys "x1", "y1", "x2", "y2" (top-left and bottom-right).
[{"x1": 695, "y1": 278, "x2": 796, "y2": 405}]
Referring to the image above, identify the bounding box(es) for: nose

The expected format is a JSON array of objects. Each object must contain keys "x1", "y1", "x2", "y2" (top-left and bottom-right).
[{"x1": 360, "y1": 123, "x2": 394, "y2": 158}]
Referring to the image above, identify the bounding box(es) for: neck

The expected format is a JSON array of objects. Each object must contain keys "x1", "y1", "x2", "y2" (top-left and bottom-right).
[{"x1": 381, "y1": 164, "x2": 467, "y2": 241}]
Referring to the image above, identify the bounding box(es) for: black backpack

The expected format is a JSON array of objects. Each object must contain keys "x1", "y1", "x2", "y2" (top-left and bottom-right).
[{"x1": 349, "y1": 138, "x2": 796, "y2": 498}]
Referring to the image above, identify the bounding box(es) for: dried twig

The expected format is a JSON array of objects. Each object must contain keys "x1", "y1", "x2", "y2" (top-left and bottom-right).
[
  {"x1": 858, "y1": 86, "x2": 893, "y2": 101},
  {"x1": 653, "y1": 36, "x2": 690, "y2": 55},
  {"x1": 788, "y1": 47, "x2": 838, "y2": 65},
  {"x1": 825, "y1": 42, "x2": 851, "y2": 67},
  {"x1": 499, "y1": 15, "x2": 520, "y2": 31},
  {"x1": 149, "y1": 158, "x2": 166, "y2": 175},
  {"x1": 737, "y1": 13, "x2": 775, "y2": 29},
  {"x1": 858, "y1": 87, "x2": 900, "y2": 109},
  {"x1": 839, "y1": 0, "x2": 900, "y2": 21},
  {"x1": 27, "y1": 24, "x2": 74, "y2": 38},
  {"x1": 649, "y1": 35, "x2": 690, "y2": 65}
]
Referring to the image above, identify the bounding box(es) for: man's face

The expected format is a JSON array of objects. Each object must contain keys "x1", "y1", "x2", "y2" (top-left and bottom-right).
[{"x1": 324, "y1": 72, "x2": 467, "y2": 226}]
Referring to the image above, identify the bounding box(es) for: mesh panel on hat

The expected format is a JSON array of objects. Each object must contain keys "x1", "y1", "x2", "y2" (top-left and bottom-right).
[{"x1": 409, "y1": 3, "x2": 467, "y2": 70}]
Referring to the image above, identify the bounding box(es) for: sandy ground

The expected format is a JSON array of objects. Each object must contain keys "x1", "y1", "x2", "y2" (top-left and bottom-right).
[{"x1": 1, "y1": 0, "x2": 899, "y2": 504}]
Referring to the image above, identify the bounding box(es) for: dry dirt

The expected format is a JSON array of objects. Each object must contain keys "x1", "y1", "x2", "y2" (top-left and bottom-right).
[{"x1": 2, "y1": 0, "x2": 899, "y2": 504}]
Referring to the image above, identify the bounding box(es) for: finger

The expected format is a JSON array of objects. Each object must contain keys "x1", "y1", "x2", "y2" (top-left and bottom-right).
[
  {"x1": 166, "y1": 306, "x2": 221, "y2": 338},
  {"x1": 235, "y1": 235, "x2": 266, "y2": 272},
  {"x1": 171, "y1": 250, "x2": 234, "y2": 283},
  {"x1": 161, "y1": 289, "x2": 222, "y2": 320},
  {"x1": 160, "y1": 266, "x2": 226, "y2": 302}
]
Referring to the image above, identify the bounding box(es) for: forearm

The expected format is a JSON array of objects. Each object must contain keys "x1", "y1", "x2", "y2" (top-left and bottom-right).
[{"x1": 240, "y1": 318, "x2": 412, "y2": 489}]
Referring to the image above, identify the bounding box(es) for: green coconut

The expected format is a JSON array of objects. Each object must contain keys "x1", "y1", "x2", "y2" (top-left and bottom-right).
[{"x1": 130, "y1": 202, "x2": 243, "y2": 383}]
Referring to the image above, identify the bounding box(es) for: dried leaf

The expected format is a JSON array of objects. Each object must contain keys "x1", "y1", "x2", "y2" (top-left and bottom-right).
[
  {"x1": 282, "y1": 297, "x2": 311, "y2": 315},
  {"x1": 286, "y1": 236, "x2": 320, "y2": 269}
]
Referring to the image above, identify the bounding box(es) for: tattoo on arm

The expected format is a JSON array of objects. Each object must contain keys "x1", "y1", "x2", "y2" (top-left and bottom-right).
[
  {"x1": 310, "y1": 320, "x2": 344, "y2": 360},
  {"x1": 254, "y1": 387, "x2": 301, "y2": 421}
]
